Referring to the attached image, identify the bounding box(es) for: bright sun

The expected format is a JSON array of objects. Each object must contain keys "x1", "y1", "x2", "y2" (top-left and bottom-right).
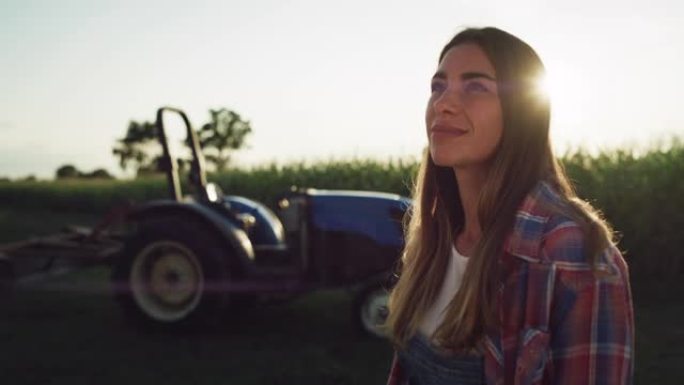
[
  {"x1": 535, "y1": 73, "x2": 552, "y2": 100},
  {"x1": 536, "y1": 64, "x2": 586, "y2": 126}
]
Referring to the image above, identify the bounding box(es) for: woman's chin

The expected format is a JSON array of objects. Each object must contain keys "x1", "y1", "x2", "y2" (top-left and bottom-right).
[{"x1": 430, "y1": 151, "x2": 461, "y2": 168}]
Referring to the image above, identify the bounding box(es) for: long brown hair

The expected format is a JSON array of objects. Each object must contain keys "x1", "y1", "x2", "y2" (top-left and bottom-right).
[{"x1": 385, "y1": 27, "x2": 614, "y2": 352}]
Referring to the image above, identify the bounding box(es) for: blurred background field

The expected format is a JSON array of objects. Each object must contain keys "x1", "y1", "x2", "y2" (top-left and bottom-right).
[
  {"x1": 2, "y1": 141, "x2": 682, "y2": 281},
  {"x1": 1, "y1": 143, "x2": 683, "y2": 384}
]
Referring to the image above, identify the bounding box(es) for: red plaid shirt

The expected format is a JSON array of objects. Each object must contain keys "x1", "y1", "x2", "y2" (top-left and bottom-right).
[{"x1": 386, "y1": 181, "x2": 634, "y2": 385}]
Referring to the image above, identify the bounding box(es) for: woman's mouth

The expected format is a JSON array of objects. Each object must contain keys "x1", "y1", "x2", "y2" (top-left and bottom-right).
[{"x1": 430, "y1": 125, "x2": 468, "y2": 139}]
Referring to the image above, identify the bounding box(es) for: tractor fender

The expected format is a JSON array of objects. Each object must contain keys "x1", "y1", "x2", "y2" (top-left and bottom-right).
[{"x1": 125, "y1": 200, "x2": 255, "y2": 275}]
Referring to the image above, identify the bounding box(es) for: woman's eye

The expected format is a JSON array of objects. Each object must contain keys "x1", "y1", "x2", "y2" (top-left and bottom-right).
[
  {"x1": 463, "y1": 81, "x2": 489, "y2": 93},
  {"x1": 430, "y1": 81, "x2": 446, "y2": 93}
]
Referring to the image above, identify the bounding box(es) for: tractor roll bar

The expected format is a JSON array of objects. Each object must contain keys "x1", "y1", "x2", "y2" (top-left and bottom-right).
[{"x1": 155, "y1": 107, "x2": 208, "y2": 201}]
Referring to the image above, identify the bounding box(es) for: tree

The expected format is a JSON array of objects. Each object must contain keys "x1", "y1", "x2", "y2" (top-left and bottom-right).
[
  {"x1": 82, "y1": 168, "x2": 114, "y2": 179},
  {"x1": 198, "y1": 109, "x2": 252, "y2": 171},
  {"x1": 55, "y1": 164, "x2": 114, "y2": 180},
  {"x1": 112, "y1": 121, "x2": 160, "y2": 176},
  {"x1": 56, "y1": 164, "x2": 80, "y2": 179},
  {"x1": 112, "y1": 108, "x2": 252, "y2": 177}
]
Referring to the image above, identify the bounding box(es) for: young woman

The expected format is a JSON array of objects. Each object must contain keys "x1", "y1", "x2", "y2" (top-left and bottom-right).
[{"x1": 385, "y1": 27, "x2": 634, "y2": 385}]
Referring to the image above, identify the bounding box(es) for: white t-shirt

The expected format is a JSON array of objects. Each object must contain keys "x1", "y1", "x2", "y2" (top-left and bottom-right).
[{"x1": 418, "y1": 245, "x2": 470, "y2": 338}]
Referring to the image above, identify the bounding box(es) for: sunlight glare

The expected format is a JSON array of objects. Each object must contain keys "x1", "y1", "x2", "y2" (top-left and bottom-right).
[
  {"x1": 539, "y1": 61, "x2": 595, "y2": 151},
  {"x1": 537, "y1": 64, "x2": 586, "y2": 119},
  {"x1": 534, "y1": 72, "x2": 552, "y2": 101}
]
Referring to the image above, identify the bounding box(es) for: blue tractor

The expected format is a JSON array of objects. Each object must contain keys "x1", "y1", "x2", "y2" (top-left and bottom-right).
[{"x1": 111, "y1": 107, "x2": 410, "y2": 337}]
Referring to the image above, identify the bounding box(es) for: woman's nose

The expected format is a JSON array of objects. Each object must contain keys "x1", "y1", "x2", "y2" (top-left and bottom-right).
[{"x1": 433, "y1": 88, "x2": 464, "y2": 115}]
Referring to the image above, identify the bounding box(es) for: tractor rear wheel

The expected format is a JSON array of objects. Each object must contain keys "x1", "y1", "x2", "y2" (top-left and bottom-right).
[
  {"x1": 112, "y1": 218, "x2": 232, "y2": 330},
  {"x1": 353, "y1": 282, "x2": 390, "y2": 339}
]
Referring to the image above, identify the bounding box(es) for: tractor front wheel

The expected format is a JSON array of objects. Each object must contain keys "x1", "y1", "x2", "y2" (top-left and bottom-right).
[{"x1": 112, "y1": 218, "x2": 231, "y2": 330}]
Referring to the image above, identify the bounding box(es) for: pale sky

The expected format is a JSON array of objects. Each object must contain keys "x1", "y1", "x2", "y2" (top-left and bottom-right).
[{"x1": 1, "y1": 0, "x2": 682, "y2": 179}]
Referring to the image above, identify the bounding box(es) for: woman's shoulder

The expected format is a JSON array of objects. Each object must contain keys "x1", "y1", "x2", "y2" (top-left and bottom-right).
[
  {"x1": 540, "y1": 196, "x2": 628, "y2": 281},
  {"x1": 505, "y1": 181, "x2": 579, "y2": 261},
  {"x1": 509, "y1": 181, "x2": 623, "y2": 270},
  {"x1": 539, "y1": 213, "x2": 592, "y2": 265}
]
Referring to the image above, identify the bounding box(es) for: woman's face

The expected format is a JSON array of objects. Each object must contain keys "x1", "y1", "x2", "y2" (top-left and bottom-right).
[{"x1": 426, "y1": 43, "x2": 503, "y2": 171}]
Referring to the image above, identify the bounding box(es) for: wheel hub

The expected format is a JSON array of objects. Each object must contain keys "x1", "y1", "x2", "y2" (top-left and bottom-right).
[
  {"x1": 130, "y1": 241, "x2": 205, "y2": 322},
  {"x1": 361, "y1": 288, "x2": 389, "y2": 338},
  {"x1": 148, "y1": 252, "x2": 199, "y2": 305}
]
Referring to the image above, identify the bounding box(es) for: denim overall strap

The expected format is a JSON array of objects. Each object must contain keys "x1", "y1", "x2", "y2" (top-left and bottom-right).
[{"x1": 397, "y1": 333, "x2": 485, "y2": 385}]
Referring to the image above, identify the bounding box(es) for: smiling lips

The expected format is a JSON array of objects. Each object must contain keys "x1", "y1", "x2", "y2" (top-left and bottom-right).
[{"x1": 430, "y1": 124, "x2": 468, "y2": 139}]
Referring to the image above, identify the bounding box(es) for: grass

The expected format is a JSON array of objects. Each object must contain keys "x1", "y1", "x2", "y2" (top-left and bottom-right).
[
  {"x1": 1, "y1": 268, "x2": 393, "y2": 385},
  {"x1": 0, "y1": 208, "x2": 102, "y2": 244},
  {"x1": 2, "y1": 267, "x2": 682, "y2": 384},
  {"x1": 631, "y1": 281, "x2": 684, "y2": 385}
]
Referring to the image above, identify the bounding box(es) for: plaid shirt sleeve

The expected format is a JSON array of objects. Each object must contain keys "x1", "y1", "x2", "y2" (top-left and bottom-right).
[{"x1": 545, "y1": 230, "x2": 635, "y2": 385}]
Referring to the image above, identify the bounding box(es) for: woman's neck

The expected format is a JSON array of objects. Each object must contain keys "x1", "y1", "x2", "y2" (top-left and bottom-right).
[{"x1": 453, "y1": 166, "x2": 488, "y2": 254}]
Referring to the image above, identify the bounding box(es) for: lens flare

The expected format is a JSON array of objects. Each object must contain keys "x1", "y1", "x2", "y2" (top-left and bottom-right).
[{"x1": 534, "y1": 73, "x2": 551, "y2": 101}]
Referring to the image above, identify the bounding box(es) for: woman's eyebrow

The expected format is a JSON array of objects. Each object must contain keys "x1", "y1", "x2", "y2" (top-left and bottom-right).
[
  {"x1": 461, "y1": 71, "x2": 496, "y2": 81},
  {"x1": 432, "y1": 71, "x2": 448, "y2": 81},
  {"x1": 431, "y1": 70, "x2": 496, "y2": 81}
]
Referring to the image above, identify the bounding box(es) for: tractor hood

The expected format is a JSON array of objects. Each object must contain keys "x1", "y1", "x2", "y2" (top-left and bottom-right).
[{"x1": 305, "y1": 189, "x2": 411, "y2": 248}]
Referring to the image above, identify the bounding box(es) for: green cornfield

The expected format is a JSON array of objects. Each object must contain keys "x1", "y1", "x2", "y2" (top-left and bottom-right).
[{"x1": 1, "y1": 141, "x2": 682, "y2": 280}]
